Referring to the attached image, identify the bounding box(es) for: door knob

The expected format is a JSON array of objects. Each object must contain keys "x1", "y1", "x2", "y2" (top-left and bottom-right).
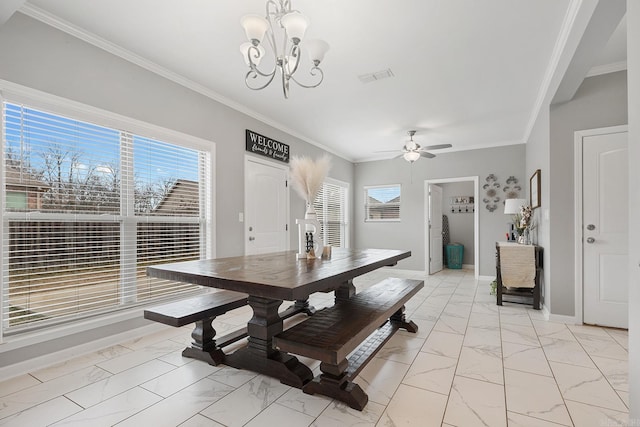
[
  {"x1": 249, "y1": 236, "x2": 255, "y2": 241},
  {"x1": 587, "y1": 224, "x2": 595, "y2": 230},
  {"x1": 586, "y1": 237, "x2": 595, "y2": 244}
]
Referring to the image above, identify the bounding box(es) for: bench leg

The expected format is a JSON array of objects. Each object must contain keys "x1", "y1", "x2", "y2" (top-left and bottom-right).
[
  {"x1": 182, "y1": 317, "x2": 225, "y2": 366},
  {"x1": 303, "y1": 359, "x2": 368, "y2": 411},
  {"x1": 390, "y1": 306, "x2": 418, "y2": 333}
]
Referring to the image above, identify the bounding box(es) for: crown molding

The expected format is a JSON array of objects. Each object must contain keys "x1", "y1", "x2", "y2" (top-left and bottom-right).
[
  {"x1": 522, "y1": 0, "x2": 585, "y2": 143},
  {"x1": 18, "y1": 3, "x2": 352, "y2": 162},
  {"x1": 585, "y1": 60, "x2": 627, "y2": 77}
]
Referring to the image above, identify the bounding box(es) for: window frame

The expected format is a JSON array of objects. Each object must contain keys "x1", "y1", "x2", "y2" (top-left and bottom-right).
[
  {"x1": 0, "y1": 81, "x2": 216, "y2": 340},
  {"x1": 364, "y1": 184, "x2": 401, "y2": 222}
]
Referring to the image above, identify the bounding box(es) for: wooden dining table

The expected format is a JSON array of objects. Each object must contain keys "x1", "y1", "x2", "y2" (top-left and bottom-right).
[{"x1": 147, "y1": 248, "x2": 410, "y2": 388}]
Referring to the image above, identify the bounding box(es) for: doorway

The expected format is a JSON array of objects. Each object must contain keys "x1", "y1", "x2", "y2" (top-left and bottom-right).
[
  {"x1": 425, "y1": 177, "x2": 479, "y2": 279},
  {"x1": 574, "y1": 125, "x2": 628, "y2": 328},
  {"x1": 244, "y1": 156, "x2": 290, "y2": 255}
]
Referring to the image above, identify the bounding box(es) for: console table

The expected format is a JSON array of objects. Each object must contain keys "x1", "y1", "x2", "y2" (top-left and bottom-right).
[{"x1": 495, "y1": 242, "x2": 543, "y2": 309}]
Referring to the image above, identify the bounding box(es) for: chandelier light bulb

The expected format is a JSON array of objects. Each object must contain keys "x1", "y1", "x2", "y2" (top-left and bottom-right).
[
  {"x1": 240, "y1": 14, "x2": 269, "y2": 44},
  {"x1": 304, "y1": 39, "x2": 330, "y2": 65},
  {"x1": 280, "y1": 12, "x2": 309, "y2": 44},
  {"x1": 240, "y1": 42, "x2": 265, "y2": 66}
]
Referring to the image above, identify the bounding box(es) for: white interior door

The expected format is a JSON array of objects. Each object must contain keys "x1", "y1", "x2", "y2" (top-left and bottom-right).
[
  {"x1": 583, "y1": 130, "x2": 628, "y2": 328},
  {"x1": 245, "y1": 158, "x2": 289, "y2": 255},
  {"x1": 429, "y1": 184, "x2": 443, "y2": 274}
]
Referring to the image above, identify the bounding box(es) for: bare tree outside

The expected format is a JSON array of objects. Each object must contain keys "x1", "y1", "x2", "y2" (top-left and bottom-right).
[{"x1": 3, "y1": 103, "x2": 204, "y2": 328}]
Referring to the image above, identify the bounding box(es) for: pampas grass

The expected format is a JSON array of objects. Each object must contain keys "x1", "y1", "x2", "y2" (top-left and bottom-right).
[{"x1": 290, "y1": 154, "x2": 332, "y2": 203}]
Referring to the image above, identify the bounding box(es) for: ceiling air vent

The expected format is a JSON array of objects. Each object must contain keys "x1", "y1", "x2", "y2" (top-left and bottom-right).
[{"x1": 357, "y1": 68, "x2": 394, "y2": 83}]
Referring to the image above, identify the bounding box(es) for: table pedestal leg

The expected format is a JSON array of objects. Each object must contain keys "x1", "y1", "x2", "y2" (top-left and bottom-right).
[
  {"x1": 335, "y1": 279, "x2": 356, "y2": 302},
  {"x1": 281, "y1": 299, "x2": 316, "y2": 318},
  {"x1": 224, "y1": 296, "x2": 313, "y2": 388}
]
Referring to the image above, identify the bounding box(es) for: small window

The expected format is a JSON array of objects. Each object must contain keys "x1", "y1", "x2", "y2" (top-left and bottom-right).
[{"x1": 364, "y1": 185, "x2": 401, "y2": 221}]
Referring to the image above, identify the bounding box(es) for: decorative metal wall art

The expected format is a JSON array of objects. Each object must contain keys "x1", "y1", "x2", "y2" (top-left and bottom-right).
[
  {"x1": 503, "y1": 176, "x2": 522, "y2": 199},
  {"x1": 483, "y1": 174, "x2": 500, "y2": 212}
]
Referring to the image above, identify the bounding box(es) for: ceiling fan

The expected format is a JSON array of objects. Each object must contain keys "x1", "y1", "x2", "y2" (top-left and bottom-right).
[{"x1": 383, "y1": 130, "x2": 452, "y2": 163}]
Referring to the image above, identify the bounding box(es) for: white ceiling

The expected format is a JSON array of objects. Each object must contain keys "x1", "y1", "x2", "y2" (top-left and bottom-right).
[{"x1": 17, "y1": 0, "x2": 626, "y2": 162}]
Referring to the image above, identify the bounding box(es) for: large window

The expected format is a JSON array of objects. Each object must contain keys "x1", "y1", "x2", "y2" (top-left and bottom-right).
[
  {"x1": 2, "y1": 100, "x2": 212, "y2": 334},
  {"x1": 313, "y1": 178, "x2": 349, "y2": 248},
  {"x1": 364, "y1": 185, "x2": 401, "y2": 221}
]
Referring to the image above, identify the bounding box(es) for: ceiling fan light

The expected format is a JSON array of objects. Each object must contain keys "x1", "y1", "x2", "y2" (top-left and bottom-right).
[
  {"x1": 404, "y1": 151, "x2": 420, "y2": 162},
  {"x1": 241, "y1": 14, "x2": 269, "y2": 44}
]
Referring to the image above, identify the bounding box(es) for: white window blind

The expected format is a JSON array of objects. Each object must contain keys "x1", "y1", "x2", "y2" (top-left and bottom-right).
[
  {"x1": 365, "y1": 185, "x2": 401, "y2": 221},
  {"x1": 313, "y1": 179, "x2": 349, "y2": 248},
  {"x1": 2, "y1": 102, "x2": 210, "y2": 333}
]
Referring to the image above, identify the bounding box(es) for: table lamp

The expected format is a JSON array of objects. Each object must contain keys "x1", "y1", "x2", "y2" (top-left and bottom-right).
[{"x1": 504, "y1": 198, "x2": 527, "y2": 241}]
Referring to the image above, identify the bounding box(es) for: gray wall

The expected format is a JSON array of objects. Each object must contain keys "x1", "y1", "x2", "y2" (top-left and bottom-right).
[
  {"x1": 354, "y1": 144, "x2": 526, "y2": 275},
  {"x1": 0, "y1": 13, "x2": 354, "y2": 364},
  {"x1": 548, "y1": 71, "x2": 628, "y2": 316},
  {"x1": 441, "y1": 181, "x2": 475, "y2": 266},
  {"x1": 627, "y1": 0, "x2": 639, "y2": 416},
  {"x1": 0, "y1": 13, "x2": 355, "y2": 259},
  {"x1": 525, "y1": 107, "x2": 551, "y2": 310}
]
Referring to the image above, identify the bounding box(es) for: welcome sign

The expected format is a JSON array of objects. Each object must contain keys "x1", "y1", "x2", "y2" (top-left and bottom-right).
[{"x1": 245, "y1": 129, "x2": 290, "y2": 163}]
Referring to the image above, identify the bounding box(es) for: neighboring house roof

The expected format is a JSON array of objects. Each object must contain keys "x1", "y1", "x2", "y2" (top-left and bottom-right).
[
  {"x1": 153, "y1": 179, "x2": 199, "y2": 215},
  {"x1": 4, "y1": 166, "x2": 50, "y2": 191}
]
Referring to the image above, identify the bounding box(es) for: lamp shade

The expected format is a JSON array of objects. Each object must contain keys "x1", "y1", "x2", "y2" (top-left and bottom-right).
[
  {"x1": 281, "y1": 12, "x2": 309, "y2": 43},
  {"x1": 240, "y1": 42, "x2": 265, "y2": 66},
  {"x1": 241, "y1": 14, "x2": 269, "y2": 44},
  {"x1": 403, "y1": 151, "x2": 420, "y2": 162},
  {"x1": 304, "y1": 39, "x2": 329, "y2": 64},
  {"x1": 504, "y1": 198, "x2": 527, "y2": 214}
]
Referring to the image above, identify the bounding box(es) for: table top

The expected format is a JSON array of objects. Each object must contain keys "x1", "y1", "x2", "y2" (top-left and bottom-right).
[{"x1": 147, "y1": 248, "x2": 410, "y2": 301}]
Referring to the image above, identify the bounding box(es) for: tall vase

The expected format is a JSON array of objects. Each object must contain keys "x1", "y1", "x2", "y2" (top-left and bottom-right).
[
  {"x1": 304, "y1": 202, "x2": 317, "y2": 224},
  {"x1": 304, "y1": 202, "x2": 323, "y2": 258}
]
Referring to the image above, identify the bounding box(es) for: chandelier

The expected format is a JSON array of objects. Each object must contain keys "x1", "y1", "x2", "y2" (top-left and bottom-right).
[{"x1": 240, "y1": 0, "x2": 329, "y2": 99}]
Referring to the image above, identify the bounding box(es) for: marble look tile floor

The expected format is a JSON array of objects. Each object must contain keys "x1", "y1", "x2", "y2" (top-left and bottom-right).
[{"x1": 0, "y1": 269, "x2": 630, "y2": 426}]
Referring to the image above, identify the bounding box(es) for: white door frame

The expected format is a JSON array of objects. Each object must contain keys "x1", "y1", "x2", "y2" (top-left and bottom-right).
[
  {"x1": 424, "y1": 176, "x2": 480, "y2": 279},
  {"x1": 573, "y1": 125, "x2": 628, "y2": 325},
  {"x1": 244, "y1": 155, "x2": 290, "y2": 255}
]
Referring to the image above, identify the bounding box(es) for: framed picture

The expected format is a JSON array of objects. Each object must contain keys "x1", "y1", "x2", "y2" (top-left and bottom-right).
[{"x1": 530, "y1": 169, "x2": 541, "y2": 209}]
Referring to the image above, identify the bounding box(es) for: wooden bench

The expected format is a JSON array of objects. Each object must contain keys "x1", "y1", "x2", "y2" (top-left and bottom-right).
[
  {"x1": 274, "y1": 277, "x2": 423, "y2": 410},
  {"x1": 144, "y1": 290, "x2": 249, "y2": 365}
]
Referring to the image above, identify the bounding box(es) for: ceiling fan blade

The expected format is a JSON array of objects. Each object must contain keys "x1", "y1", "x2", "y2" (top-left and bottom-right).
[
  {"x1": 374, "y1": 149, "x2": 403, "y2": 153},
  {"x1": 420, "y1": 144, "x2": 452, "y2": 151},
  {"x1": 420, "y1": 151, "x2": 436, "y2": 159}
]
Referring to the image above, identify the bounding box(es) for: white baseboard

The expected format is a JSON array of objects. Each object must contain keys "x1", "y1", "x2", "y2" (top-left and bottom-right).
[
  {"x1": 478, "y1": 275, "x2": 494, "y2": 281},
  {"x1": 548, "y1": 313, "x2": 578, "y2": 324},
  {"x1": 540, "y1": 305, "x2": 578, "y2": 324},
  {"x1": 380, "y1": 267, "x2": 426, "y2": 275},
  {"x1": 0, "y1": 323, "x2": 165, "y2": 383}
]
